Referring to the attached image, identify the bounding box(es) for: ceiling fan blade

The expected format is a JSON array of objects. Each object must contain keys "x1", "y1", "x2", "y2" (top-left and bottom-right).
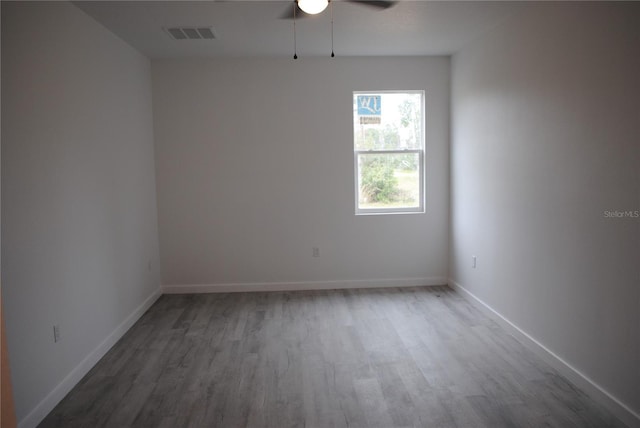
[
  {"x1": 344, "y1": 0, "x2": 397, "y2": 10},
  {"x1": 279, "y1": 3, "x2": 312, "y2": 20}
]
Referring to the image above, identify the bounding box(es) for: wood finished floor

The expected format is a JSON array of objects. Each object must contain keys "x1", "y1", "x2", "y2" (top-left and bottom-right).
[{"x1": 40, "y1": 286, "x2": 626, "y2": 428}]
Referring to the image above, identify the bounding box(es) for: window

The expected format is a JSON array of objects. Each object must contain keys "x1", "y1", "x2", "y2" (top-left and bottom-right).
[{"x1": 353, "y1": 91, "x2": 424, "y2": 214}]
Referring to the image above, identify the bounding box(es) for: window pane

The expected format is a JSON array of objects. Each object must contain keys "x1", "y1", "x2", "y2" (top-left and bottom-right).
[
  {"x1": 354, "y1": 92, "x2": 422, "y2": 151},
  {"x1": 357, "y1": 153, "x2": 420, "y2": 209}
]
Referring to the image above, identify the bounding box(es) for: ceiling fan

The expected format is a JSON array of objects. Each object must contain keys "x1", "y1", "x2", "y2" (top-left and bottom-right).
[
  {"x1": 281, "y1": 0, "x2": 397, "y2": 20},
  {"x1": 282, "y1": 0, "x2": 397, "y2": 58}
]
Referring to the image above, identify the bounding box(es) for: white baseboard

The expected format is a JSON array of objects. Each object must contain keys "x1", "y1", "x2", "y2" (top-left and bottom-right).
[
  {"x1": 163, "y1": 277, "x2": 447, "y2": 294},
  {"x1": 448, "y1": 279, "x2": 640, "y2": 428},
  {"x1": 18, "y1": 287, "x2": 162, "y2": 428}
]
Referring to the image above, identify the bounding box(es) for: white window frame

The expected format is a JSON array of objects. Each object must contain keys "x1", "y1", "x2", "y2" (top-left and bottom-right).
[{"x1": 353, "y1": 90, "x2": 425, "y2": 215}]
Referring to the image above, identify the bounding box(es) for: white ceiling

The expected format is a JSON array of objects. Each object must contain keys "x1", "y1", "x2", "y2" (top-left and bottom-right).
[{"x1": 74, "y1": 1, "x2": 531, "y2": 59}]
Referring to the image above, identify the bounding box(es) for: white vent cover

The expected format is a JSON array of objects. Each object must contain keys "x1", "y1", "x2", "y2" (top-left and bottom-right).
[{"x1": 165, "y1": 27, "x2": 216, "y2": 40}]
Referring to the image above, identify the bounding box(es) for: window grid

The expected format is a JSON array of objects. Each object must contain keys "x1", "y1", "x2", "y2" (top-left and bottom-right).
[{"x1": 353, "y1": 91, "x2": 425, "y2": 215}]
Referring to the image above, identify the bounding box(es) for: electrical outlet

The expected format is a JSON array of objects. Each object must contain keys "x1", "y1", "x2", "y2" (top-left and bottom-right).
[
  {"x1": 53, "y1": 325, "x2": 61, "y2": 343},
  {"x1": 472, "y1": 256, "x2": 477, "y2": 269},
  {"x1": 312, "y1": 247, "x2": 320, "y2": 258}
]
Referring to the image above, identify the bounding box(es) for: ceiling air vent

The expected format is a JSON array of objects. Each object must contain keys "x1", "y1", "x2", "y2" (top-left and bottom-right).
[{"x1": 165, "y1": 27, "x2": 217, "y2": 40}]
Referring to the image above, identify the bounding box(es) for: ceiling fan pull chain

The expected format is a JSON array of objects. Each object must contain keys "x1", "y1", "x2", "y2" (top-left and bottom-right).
[
  {"x1": 293, "y1": 1, "x2": 298, "y2": 59},
  {"x1": 330, "y1": 0, "x2": 335, "y2": 57}
]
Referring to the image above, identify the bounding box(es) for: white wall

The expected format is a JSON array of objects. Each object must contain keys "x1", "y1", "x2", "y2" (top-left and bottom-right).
[
  {"x1": 451, "y1": 2, "x2": 640, "y2": 424},
  {"x1": 152, "y1": 57, "x2": 450, "y2": 290},
  {"x1": 1, "y1": 2, "x2": 161, "y2": 426}
]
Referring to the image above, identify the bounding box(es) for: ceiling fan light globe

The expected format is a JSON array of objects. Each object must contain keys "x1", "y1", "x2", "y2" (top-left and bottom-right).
[{"x1": 298, "y1": 0, "x2": 329, "y2": 15}]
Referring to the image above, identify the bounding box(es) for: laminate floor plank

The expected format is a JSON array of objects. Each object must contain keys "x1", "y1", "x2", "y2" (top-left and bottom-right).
[{"x1": 39, "y1": 287, "x2": 628, "y2": 428}]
